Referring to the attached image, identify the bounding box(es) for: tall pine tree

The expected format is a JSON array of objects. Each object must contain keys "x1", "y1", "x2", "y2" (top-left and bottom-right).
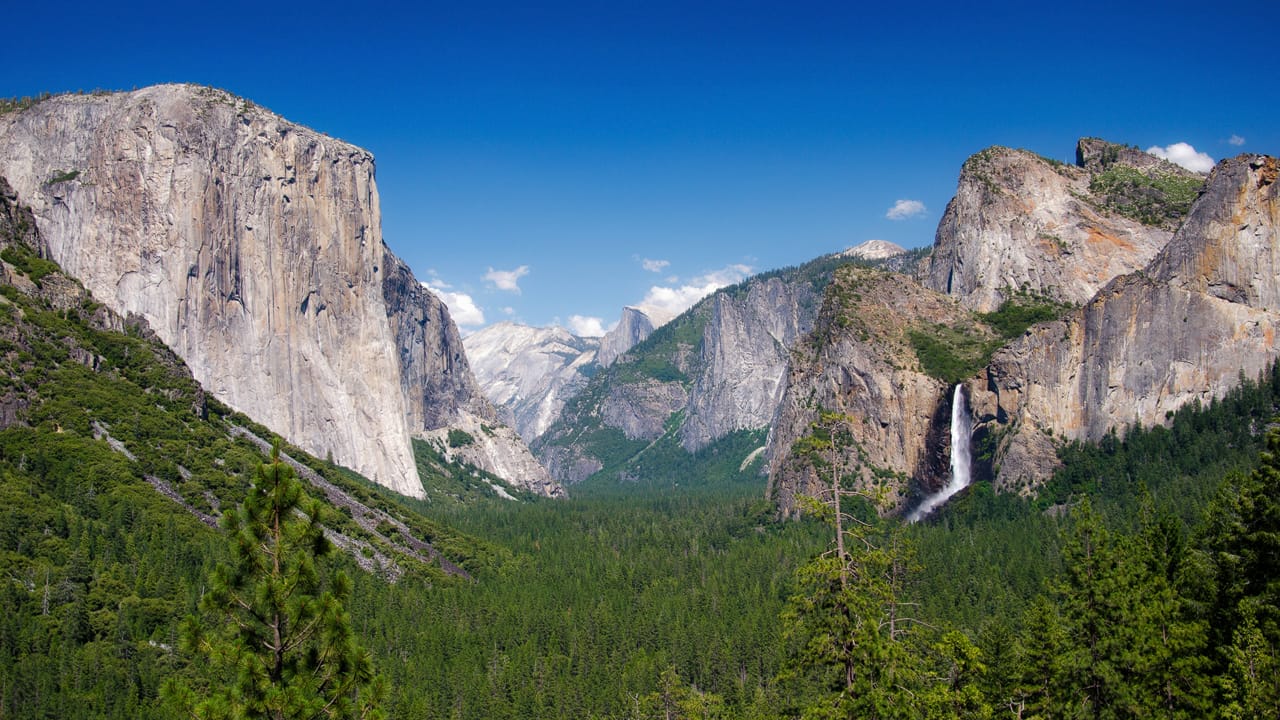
[
  {"x1": 164, "y1": 441, "x2": 385, "y2": 720},
  {"x1": 781, "y1": 412, "x2": 926, "y2": 719}
]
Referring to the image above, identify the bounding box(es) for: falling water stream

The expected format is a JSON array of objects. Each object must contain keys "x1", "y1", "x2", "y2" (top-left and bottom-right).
[{"x1": 908, "y1": 384, "x2": 972, "y2": 523}]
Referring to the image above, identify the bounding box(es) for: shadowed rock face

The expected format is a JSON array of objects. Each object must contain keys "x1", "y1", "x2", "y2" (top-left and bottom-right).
[
  {"x1": 919, "y1": 140, "x2": 1197, "y2": 312},
  {"x1": 0, "y1": 85, "x2": 559, "y2": 498},
  {"x1": 975, "y1": 154, "x2": 1280, "y2": 491}
]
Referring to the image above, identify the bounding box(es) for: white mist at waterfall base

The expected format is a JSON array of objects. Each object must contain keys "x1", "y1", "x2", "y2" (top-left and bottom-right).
[{"x1": 908, "y1": 384, "x2": 972, "y2": 523}]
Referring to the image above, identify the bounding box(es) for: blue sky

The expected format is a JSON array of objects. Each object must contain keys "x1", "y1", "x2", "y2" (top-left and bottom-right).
[{"x1": 4, "y1": 0, "x2": 1277, "y2": 335}]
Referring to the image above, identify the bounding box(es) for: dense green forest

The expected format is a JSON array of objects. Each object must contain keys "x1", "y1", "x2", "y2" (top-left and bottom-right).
[{"x1": 2, "y1": 189, "x2": 1279, "y2": 717}]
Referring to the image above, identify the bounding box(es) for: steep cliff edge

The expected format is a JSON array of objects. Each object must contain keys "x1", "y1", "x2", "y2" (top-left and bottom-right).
[
  {"x1": 920, "y1": 140, "x2": 1200, "y2": 312},
  {"x1": 766, "y1": 147, "x2": 1275, "y2": 517},
  {"x1": 976, "y1": 154, "x2": 1280, "y2": 491},
  {"x1": 0, "y1": 85, "x2": 558, "y2": 498}
]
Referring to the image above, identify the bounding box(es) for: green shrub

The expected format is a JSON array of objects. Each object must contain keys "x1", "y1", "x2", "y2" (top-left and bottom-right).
[
  {"x1": 45, "y1": 169, "x2": 80, "y2": 185},
  {"x1": 909, "y1": 323, "x2": 996, "y2": 385},
  {"x1": 447, "y1": 428, "x2": 475, "y2": 448},
  {"x1": 1088, "y1": 165, "x2": 1203, "y2": 227},
  {"x1": 1, "y1": 245, "x2": 60, "y2": 285},
  {"x1": 979, "y1": 296, "x2": 1072, "y2": 339}
]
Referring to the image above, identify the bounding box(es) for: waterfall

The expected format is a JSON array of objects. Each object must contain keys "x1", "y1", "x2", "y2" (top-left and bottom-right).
[{"x1": 908, "y1": 384, "x2": 972, "y2": 523}]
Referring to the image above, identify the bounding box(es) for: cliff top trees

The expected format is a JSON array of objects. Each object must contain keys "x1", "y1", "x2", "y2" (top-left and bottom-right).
[{"x1": 164, "y1": 441, "x2": 384, "y2": 720}]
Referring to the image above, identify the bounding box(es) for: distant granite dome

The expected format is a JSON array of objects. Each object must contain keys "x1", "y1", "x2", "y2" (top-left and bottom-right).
[
  {"x1": 841, "y1": 239, "x2": 907, "y2": 260},
  {"x1": 597, "y1": 306, "x2": 661, "y2": 368}
]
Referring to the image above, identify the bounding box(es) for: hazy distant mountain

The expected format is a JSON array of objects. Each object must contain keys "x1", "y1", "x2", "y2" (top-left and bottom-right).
[
  {"x1": 840, "y1": 239, "x2": 907, "y2": 260},
  {"x1": 464, "y1": 322, "x2": 599, "y2": 441}
]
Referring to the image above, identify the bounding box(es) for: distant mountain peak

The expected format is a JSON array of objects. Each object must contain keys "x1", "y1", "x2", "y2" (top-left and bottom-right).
[{"x1": 840, "y1": 239, "x2": 907, "y2": 260}]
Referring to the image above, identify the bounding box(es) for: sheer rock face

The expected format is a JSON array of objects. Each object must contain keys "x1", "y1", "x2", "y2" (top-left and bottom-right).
[
  {"x1": 596, "y1": 306, "x2": 657, "y2": 368},
  {"x1": 919, "y1": 142, "x2": 1182, "y2": 312},
  {"x1": 0, "y1": 85, "x2": 558, "y2": 498},
  {"x1": 976, "y1": 155, "x2": 1280, "y2": 491},
  {"x1": 463, "y1": 322, "x2": 599, "y2": 442},
  {"x1": 680, "y1": 276, "x2": 815, "y2": 451},
  {"x1": 765, "y1": 151, "x2": 1278, "y2": 514}
]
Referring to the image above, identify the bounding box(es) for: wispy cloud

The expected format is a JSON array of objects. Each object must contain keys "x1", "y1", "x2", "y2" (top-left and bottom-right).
[
  {"x1": 422, "y1": 282, "x2": 485, "y2": 327},
  {"x1": 1146, "y1": 142, "x2": 1215, "y2": 173},
  {"x1": 1228, "y1": 134, "x2": 1246, "y2": 147},
  {"x1": 886, "y1": 199, "x2": 926, "y2": 220},
  {"x1": 568, "y1": 315, "x2": 608, "y2": 337},
  {"x1": 484, "y1": 265, "x2": 530, "y2": 293},
  {"x1": 636, "y1": 263, "x2": 753, "y2": 321},
  {"x1": 641, "y1": 258, "x2": 670, "y2": 273}
]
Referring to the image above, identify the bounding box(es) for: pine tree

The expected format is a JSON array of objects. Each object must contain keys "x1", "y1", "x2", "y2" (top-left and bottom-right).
[
  {"x1": 1218, "y1": 608, "x2": 1280, "y2": 719},
  {"x1": 781, "y1": 412, "x2": 925, "y2": 719},
  {"x1": 164, "y1": 441, "x2": 385, "y2": 720},
  {"x1": 1044, "y1": 499, "x2": 1211, "y2": 719},
  {"x1": 1197, "y1": 431, "x2": 1280, "y2": 656},
  {"x1": 1015, "y1": 595, "x2": 1067, "y2": 719}
]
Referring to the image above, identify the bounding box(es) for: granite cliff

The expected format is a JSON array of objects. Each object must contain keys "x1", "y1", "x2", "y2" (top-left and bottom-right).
[
  {"x1": 766, "y1": 267, "x2": 978, "y2": 516},
  {"x1": 920, "y1": 139, "x2": 1202, "y2": 312},
  {"x1": 0, "y1": 85, "x2": 558, "y2": 498},
  {"x1": 597, "y1": 306, "x2": 661, "y2": 368},
  {"x1": 975, "y1": 154, "x2": 1280, "y2": 491}
]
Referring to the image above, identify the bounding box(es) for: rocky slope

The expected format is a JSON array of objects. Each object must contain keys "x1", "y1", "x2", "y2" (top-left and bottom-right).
[
  {"x1": 463, "y1": 322, "x2": 599, "y2": 441},
  {"x1": 0, "y1": 85, "x2": 558, "y2": 498},
  {"x1": 919, "y1": 139, "x2": 1202, "y2": 312},
  {"x1": 974, "y1": 154, "x2": 1280, "y2": 492}
]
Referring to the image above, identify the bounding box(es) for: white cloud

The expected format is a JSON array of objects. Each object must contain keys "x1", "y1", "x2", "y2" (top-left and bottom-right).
[
  {"x1": 484, "y1": 265, "x2": 530, "y2": 293},
  {"x1": 567, "y1": 315, "x2": 608, "y2": 337},
  {"x1": 501, "y1": 306, "x2": 515, "y2": 316},
  {"x1": 1229, "y1": 134, "x2": 1246, "y2": 147},
  {"x1": 641, "y1": 258, "x2": 670, "y2": 273},
  {"x1": 886, "y1": 199, "x2": 926, "y2": 220},
  {"x1": 1146, "y1": 142, "x2": 1215, "y2": 173},
  {"x1": 637, "y1": 263, "x2": 753, "y2": 321},
  {"x1": 422, "y1": 282, "x2": 485, "y2": 327}
]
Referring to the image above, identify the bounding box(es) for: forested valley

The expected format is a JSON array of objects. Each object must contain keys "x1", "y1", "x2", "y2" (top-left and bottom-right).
[{"x1": 2, "y1": 195, "x2": 1280, "y2": 717}]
